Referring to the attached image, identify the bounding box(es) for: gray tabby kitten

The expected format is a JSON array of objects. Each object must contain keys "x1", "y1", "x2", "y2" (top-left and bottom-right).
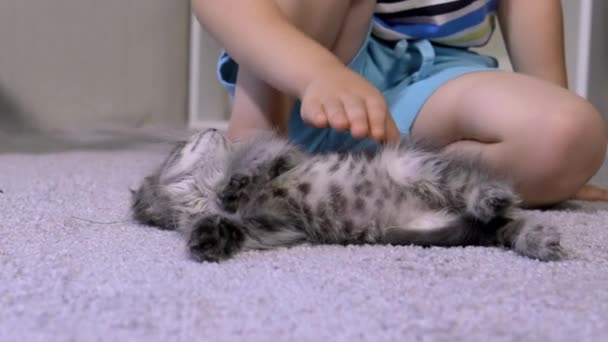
[{"x1": 132, "y1": 128, "x2": 565, "y2": 262}]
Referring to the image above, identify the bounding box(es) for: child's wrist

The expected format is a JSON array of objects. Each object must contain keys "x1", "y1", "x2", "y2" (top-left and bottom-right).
[{"x1": 294, "y1": 59, "x2": 348, "y2": 98}]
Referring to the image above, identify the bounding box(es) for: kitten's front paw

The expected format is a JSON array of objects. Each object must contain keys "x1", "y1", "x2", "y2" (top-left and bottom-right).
[
  {"x1": 515, "y1": 224, "x2": 566, "y2": 262},
  {"x1": 218, "y1": 174, "x2": 251, "y2": 213},
  {"x1": 188, "y1": 215, "x2": 245, "y2": 262}
]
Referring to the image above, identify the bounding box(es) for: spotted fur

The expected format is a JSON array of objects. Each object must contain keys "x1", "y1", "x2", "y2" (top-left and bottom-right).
[{"x1": 132, "y1": 129, "x2": 565, "y2": 262}]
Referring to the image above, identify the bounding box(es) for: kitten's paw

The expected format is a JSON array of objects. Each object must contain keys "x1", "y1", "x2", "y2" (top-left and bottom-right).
[
  {"x1": 515, "y1": 224, "x2": 566, "y2": 262},
  {"x1": 218, "y1": 174, "x2": 251, "y2": 213},
  {"x1": 467, "y1": 183, "x2": 517, "y2": 222},
  {"x1": 188, "y1": 215, "x2": 245, "y2": 262}
]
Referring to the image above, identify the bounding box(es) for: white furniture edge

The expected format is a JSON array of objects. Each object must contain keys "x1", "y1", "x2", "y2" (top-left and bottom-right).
[
  {"x1": 574, "y1": 0, "x2": 592, "y2": 98},
  {"x1": 188, "y1": 13, "x2": 230, "y2": 131}
]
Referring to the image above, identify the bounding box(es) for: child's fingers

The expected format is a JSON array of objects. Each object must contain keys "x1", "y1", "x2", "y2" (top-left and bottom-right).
[
  {"x1": 324, "y1": 98, "x2": 349, "y2": 132},
  {"x1": 302, "y1": 99, "x2": 328, "y2": 128},
  {"x1": 342, "y1": 96, "x2": 369, "y2": 138},
  {"x1": 365, "y1": 98, "x2": 389, "y2": 142}
]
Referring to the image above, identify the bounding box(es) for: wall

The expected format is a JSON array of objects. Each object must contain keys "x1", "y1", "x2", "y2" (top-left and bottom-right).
[{"x1": 0, "y1": 0, "x2": 190, "y2": 132}]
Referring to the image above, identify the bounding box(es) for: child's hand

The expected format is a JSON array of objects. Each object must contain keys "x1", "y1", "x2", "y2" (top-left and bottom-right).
[{"x1": 300, "y1": 66, "x2": 400, "y2": 144}]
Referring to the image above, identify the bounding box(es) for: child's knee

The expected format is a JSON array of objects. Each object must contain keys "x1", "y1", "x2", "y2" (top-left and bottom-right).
[
  {"x1": 551, "y1": 99, "x2": 605, "y2": 168},
  {"x1": 531, "y1": 99, "x2": 606, "y2": 195}
]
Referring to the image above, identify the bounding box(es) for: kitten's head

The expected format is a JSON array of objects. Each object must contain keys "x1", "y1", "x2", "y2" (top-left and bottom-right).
[{"x1": 132, "y1": 128, "x2": 232, "y2": 230}]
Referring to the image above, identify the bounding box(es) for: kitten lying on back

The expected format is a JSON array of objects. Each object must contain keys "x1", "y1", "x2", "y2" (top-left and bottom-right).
[{"x1": 132, "y1": 128, "x2": 565, "y2": 262}]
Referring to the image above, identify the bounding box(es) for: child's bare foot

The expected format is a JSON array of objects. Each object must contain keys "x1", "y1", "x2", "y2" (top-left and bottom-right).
[{"x1": 572, "y1": 184, "x2": 608, "y2": 202}]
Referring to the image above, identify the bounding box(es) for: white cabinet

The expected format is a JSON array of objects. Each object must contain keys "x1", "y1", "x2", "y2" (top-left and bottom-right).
[
  {"x1": 586, "y1": 1, "x2": 607, "y2": 118},
  {"x1": 188, "y1": 14, "x2": 230, "y2": 130},
  {"x1": 562, "y1": 0, "x2": 593, "y2": 98}
]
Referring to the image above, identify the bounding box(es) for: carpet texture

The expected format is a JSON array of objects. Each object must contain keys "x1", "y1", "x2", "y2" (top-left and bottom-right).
[{"x1": 1, "y1": 143, "x2": 608, "y2": 341}]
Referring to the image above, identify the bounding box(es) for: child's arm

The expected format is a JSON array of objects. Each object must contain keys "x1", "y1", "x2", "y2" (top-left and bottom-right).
[
  {"x1": 192, "y1": 0, "x2": 399, "y2": 142},
  {"x1": 497, "y1": 0, "x2": 568, "y2": 87}
]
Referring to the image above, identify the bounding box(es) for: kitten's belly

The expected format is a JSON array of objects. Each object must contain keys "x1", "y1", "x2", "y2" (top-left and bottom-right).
[{"x1": 286, "y1": 161, "x2": 426, "y2": 238}]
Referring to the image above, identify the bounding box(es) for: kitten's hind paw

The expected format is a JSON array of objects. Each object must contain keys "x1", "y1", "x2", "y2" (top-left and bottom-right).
[
  {"x1": 514, "y1": 223, "x2": 566, "y2": 262},
  {"x1": 467, "y1": 182, "x2": 517, "y2": 223},
  {"x1": 188, "y1": 215, "x2": 245, "y2": 262}
]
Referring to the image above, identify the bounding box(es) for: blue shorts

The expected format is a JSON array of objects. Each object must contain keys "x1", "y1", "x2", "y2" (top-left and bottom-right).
[{"x1": 217, "y1": 29, "x2": 498, "y2": 153}]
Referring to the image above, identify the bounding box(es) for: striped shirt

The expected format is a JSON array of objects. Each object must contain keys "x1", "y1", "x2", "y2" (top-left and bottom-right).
[{"x1": 373, "y1": 0, "x2": 498, "y2": 47}]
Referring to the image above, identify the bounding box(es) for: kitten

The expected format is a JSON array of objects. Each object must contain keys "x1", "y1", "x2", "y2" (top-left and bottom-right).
[{"x1": 132, "y1": 128, "x2": 565, "y2": 262}]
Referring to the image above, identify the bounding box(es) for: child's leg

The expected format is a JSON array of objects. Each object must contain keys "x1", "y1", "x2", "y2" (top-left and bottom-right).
[
  {"x1": 226, "y1": 0, "x2": 375, "y2": 142},
  {"x1": 411, "y1": 71, "x2": 607, "y2": 207}
]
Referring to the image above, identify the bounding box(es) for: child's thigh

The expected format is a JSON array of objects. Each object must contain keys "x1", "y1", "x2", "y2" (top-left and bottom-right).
[{"x1": 411, "y1": 71, "x2": 605, "y2": 151}]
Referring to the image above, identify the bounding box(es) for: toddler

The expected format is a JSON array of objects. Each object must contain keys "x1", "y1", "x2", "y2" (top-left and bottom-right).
[{"x1": 193, "y1": 0, "x2": 608, "y2": 206}]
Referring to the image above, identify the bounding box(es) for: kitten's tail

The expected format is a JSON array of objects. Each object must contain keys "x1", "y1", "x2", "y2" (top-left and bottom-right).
[{"x1": 382, "y1": 215, "x2": 509, "y2": 248}]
